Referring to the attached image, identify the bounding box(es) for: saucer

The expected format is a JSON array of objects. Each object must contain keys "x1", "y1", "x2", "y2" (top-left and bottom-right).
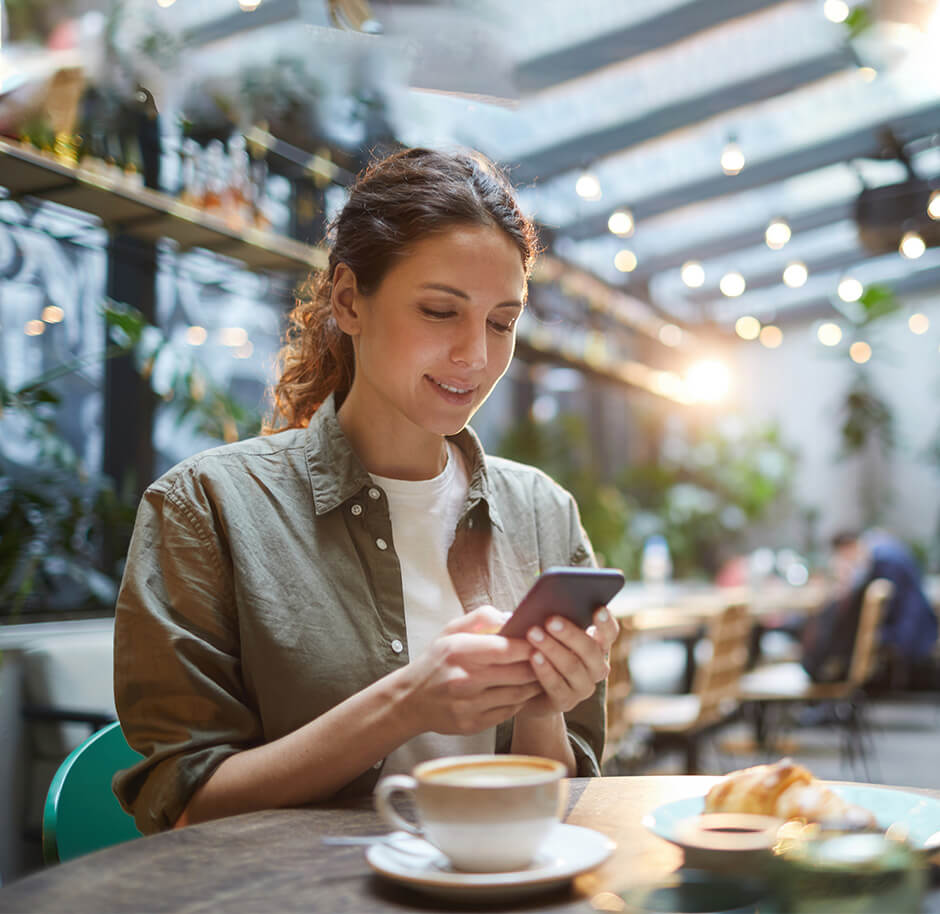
[{"x1": 365, "y1": 823, "x2": 615, "y2": 902}]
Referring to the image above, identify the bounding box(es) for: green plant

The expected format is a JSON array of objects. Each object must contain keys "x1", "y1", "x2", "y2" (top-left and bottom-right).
[
  {"x1": 619, "y1": 421, "x2": 797, "y2": 578},
  {"x1": 834, "y1": 284, "x2": 900, "y2": 524},
  {"x1": 495, "y1": 410, "x2": 796, "y2": 579},
  {"x1": 496, "y1": 413, "x2": 637, "y2": 572},
  {"x1": 0, "y1": 303, "x2": 261, "y2": 621}
]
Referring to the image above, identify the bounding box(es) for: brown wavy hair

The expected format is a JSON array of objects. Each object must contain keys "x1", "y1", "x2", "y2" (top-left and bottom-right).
[{"x1": 265, "y1": 147, "x2": 538, "y2": 432}]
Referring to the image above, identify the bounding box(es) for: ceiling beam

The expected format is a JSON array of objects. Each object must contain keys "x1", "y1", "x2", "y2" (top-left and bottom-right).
[
  {"x1": 559, "y1": 102, "x2": 940, "y2": 241},
  {"x1": 184, "y1": 0, "x2": 302, "y2": 45},
  {"x1": 511, "y1": 50, "x2": 854, "y2": 184},
  {"x1": 737, "y1": 260, "x2": 940, "y2": 325},
  {"x1": 513, "y1": 0, "x2": 790, "y2": 94},
  {"x1": 630, "y1": 200, "x2": 855, "y2": 281},
  {"x1": 681, "y1": 246, "x2": 866, "y2": 304}
]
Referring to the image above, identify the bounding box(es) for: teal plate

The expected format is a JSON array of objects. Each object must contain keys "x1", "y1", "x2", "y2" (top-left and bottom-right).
[{"x1": 643, "y1": 784, "x2": 940, "y2": 853}]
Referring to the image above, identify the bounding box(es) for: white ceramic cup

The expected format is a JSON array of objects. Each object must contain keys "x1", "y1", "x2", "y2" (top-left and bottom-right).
[{"x1": 373, "y1": 754, "x2": 568, "y2": 872}]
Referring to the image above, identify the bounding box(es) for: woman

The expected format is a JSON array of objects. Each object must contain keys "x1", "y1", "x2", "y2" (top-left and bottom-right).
[{"x1": 113, "y1": 147, "x2": 619, "y2": 834}]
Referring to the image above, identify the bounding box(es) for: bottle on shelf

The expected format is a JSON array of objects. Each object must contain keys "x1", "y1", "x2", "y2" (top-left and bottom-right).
[
  {"x1": 178, "y1": 139, "x2": 204, "y2": 209},
  {"x1": 641, "y1": 534, "x2": 673, "y2": 588},
  {"x1": 225, "y1": 133, "x2": 251, "y2": 231},
  {"x1": 248, "y1": 145, "x2": 271, "y2": 231},
  {"x1": 201, "y1": 139, "x2": 227, "y2": 218}
]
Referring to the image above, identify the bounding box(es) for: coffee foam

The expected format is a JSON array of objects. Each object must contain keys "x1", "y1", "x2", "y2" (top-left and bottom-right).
[{"x1": 424, "y1": 761, "x2": 557, "y2": 786}]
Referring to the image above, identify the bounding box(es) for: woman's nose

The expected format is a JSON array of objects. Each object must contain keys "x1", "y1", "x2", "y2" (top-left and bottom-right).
[{"x1": 451, "y1": 325, "x2": 487, "y2": 369}]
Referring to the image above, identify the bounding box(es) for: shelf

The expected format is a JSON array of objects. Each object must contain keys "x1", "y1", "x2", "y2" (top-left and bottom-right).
[{"x1": 0, "y1": 138, "x2": 328, "y2": 274}]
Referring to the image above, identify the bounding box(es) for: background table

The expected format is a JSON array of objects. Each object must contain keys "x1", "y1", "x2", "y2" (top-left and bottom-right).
[{"x1": 1, "y1": 776, "x2": 937, "y2": 913}]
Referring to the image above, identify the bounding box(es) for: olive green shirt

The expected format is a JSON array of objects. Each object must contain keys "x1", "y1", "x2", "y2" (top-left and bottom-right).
[{"x1": 113, "y1": 395, "x2": 606, "y2": 834}]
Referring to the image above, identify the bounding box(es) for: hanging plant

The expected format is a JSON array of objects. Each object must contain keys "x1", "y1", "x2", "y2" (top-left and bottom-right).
[{"x1": 838, "y1": 367, "x2": 895, "y2": 457}]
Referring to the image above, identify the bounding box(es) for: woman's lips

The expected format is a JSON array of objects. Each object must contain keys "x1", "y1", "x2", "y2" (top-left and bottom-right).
[{"x1": 426, "y1": 374, "x2": 475, "y2": 402}]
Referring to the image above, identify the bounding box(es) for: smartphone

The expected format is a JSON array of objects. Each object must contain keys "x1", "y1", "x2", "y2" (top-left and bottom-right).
[{"x1": 498, "y1": 566, "x2": 625, "y2": 639}]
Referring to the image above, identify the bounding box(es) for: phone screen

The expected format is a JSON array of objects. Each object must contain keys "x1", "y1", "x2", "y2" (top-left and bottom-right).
[{"x1": 498, "y1": 566, "x2": 624, "y2": 638}]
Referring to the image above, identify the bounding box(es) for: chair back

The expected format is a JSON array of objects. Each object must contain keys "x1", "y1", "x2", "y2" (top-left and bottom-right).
[
  {"x1": 692, "y1": 602, "x2": 751, "y2": 727},
  {"x1": 847, "y1": 577, "x2": 893, "y2": 687},
  {"x1": 42, "y1": 720, "x2": 143, "y2": 864},
  {"x1": 604, "y1": 619, "x2": 634, "y2": 751}
]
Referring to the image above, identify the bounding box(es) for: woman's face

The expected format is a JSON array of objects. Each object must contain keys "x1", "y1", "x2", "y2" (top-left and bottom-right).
[{"x1": 337, "y1": 224, "x2": 527, "y2": 438}]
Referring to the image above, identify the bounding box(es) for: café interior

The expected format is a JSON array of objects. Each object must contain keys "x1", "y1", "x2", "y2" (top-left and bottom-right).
[{"x1": 1, "y1": 0, "x2": 940, "y2": 910}]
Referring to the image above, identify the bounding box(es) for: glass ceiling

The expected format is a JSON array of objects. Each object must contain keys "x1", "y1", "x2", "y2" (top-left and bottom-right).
[{"x1": 47, "y1": 0, "x2": 940, "y2": 333}]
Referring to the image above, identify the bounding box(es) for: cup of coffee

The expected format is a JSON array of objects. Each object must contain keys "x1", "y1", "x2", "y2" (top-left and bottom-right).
[{"x1": 373, "y1": 754, "x2": 568, "y2": 872}]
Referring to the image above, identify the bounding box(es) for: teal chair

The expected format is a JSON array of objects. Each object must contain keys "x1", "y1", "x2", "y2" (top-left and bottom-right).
[{"x1": 42, "y1": 721, "x2": 144, "y2": 864}]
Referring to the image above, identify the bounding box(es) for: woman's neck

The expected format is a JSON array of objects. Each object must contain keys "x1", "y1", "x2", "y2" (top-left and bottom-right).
[{"x1": 336, "y1": 395, "x2": 449, "y2": 481}]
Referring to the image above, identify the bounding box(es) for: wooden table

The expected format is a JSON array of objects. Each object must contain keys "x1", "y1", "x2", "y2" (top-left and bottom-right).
[
  {"x1": 1, "y1": 776, "x2": 937, "y2": 913},
  {"x1": 610, "y1": 581, "x2": 828, "y2": 693}
]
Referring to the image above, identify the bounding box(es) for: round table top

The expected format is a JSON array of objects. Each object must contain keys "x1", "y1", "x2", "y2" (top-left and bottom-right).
[{"x1": 1, "y1": 775, "x2": 937, "y2": 913}]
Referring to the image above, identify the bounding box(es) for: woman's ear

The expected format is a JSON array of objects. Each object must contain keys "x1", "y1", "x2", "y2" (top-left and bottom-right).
[{"x1": 331, "y1": 263, "x2": 362, "y2": 335}]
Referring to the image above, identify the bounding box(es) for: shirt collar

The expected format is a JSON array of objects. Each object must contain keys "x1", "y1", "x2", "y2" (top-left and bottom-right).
[{"x1": 304, "y1": 393, "x2": 503, "y2": 531}]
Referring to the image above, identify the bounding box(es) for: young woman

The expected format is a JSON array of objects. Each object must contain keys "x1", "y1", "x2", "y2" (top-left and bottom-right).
[{"x1": 113, "y1": 147, "x2": 619, "y2": 834}]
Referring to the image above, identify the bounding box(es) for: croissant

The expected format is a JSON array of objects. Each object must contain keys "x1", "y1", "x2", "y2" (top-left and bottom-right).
[{"x1": 704, "y1": 759, "x2": 876, "y2": 829}]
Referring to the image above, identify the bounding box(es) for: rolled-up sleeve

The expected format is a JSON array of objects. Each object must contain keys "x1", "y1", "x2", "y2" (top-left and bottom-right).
[{"x1": 113, "y1": 476, "x2": 262, "y2": 834}]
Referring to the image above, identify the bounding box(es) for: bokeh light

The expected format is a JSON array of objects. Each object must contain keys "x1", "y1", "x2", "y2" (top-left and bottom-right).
[
  {"x1": 850, "y1": 341, "x2": 872, "y2": 364},
  {"x1": 735, "y1": 315, "x2": 761, "y2": 340},
  {"x1": 720, "y1": 272, "x2": 746, "y2": 297},
  {"x1": 817, "y1": 322, "x2": 842, "y2": 346},
  {"x1": 759, "y1": 325, "x2": 783, "y2": 348}
]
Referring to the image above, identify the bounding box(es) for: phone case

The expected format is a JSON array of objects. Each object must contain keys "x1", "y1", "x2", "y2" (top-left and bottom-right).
[{"x1": 498, "y1": 566, "x2": 624, "y2": 638}]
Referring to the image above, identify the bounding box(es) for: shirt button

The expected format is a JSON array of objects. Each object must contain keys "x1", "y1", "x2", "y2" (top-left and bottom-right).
[
  {"x1": 350, "y1": 504, "x2": 362, "y2": 516},
  {"x1": 368, "y1": 487, "x2": 381, "y2": 500},
  {"x1": 376, "y1": 537, "x2": 388, "y2": 550},
  {"x1": 391, "y1": 639, "x2": 404, "y2": 654}
]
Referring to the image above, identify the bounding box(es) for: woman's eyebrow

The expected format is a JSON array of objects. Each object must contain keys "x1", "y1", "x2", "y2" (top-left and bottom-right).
[
  {"x1": 420, "y1": 282, "x2": 469, "y2": 299},
  {"x1": 419, "y1": 283, "x2": 523, "y2": 309}
]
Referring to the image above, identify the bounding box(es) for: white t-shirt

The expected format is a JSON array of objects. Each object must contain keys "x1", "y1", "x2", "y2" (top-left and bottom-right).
[{"x1": 373, "y1": 441, "x2": 496, "y2": 776}]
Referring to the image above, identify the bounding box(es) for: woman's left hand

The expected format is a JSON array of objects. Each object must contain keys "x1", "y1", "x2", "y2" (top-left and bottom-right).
[{"x1": 516, "y1": 607, "x2": 620, "y2": 717}]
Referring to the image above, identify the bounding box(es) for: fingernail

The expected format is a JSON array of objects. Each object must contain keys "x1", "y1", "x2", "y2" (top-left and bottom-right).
[
  {"x1": 533, "y1": 652, "x2": 545, "y2": 665},
  {"x1": 529, "y1": 628, "x2": 544, "y2": 642},
  {"x1": 596, "y1": 608, "x2": 609, "y2": 622},
  {"x1": 548, "y1": 618, "x2": 564, "y2": 633}
]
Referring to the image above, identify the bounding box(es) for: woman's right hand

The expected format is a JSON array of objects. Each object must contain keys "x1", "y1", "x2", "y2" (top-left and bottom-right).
[{"x1": 400, "y1": 606, "x2": 542, "y2": 736}]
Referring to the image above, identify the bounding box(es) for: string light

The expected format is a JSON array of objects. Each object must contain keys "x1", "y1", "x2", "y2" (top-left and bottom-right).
[
  {"x1": 614, "y1": 249, "x2": 638, "y2": 272},
  {"x1": 735, "y1": 315, "x2": 761, "y2": 340},
  {"x1": 765, "y1": 218, "x2": 791, "y2": 250},
  {"x1": 817, "y1": 322, "x2": 843, "y2": 346},
  {"x1": 238, "y1": 0, "x2": 262, "y2": 9},
  {"x1": 720, "y1": 139, "x2": 745, "y2": 176},
  {"x1": 759, "y1": 325, "x2": 783, "y2": 349},
  {"x1": 928, "y1": 190, "x2": 940, "y2": 220},
  {"x1": 25, "y1": 320, "x2": 46, "y2": 336},
  {"x1": 575, "y1": 171, "x2": 602, "y2": 201},
  {"x1": 41, "y1": 306, "x2": 65, "y2": 323},
  {"x1": 900, "y1": 230, "x2": 926, "y2": 259},
  {"x1": 850, "y1": 341, "x2": 872, "y2": 364},
  {"x1": 858, "y1": 66, "x2": 877, "y2": 82},
  {"x1": 823, "y1": 0, "x2": 850, "y2": 23},
  {"x1": 659, "y1": 324, "x2": 683, "y2": 347},
  {"x1": 720, "y1": 271, "x2": 746, "y2": 297},
  {"x1": 607, "y1": 209, "x2": 634, "y2": 236},
  {"x1": 156, "y1": 0, "x2": 177, "y2": 7},
  {"x1": 186, "y1": 326, "x2": 208, "y2": 346},
  {"x1": 782, "y1": 261, "x2": 808, "y2": 288},
  {"x1": 838, "y1": 277, "x2": 863, "y2": 302},
  {"x1": 219, "y1": 327, "x2": 249, "y2": 347},
  {"x1": 909, "y1": 313, "x2": 930, "y2": 334},
  {"x1": 680, "y1": 261, "x2": 705, "y2": 288}
]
